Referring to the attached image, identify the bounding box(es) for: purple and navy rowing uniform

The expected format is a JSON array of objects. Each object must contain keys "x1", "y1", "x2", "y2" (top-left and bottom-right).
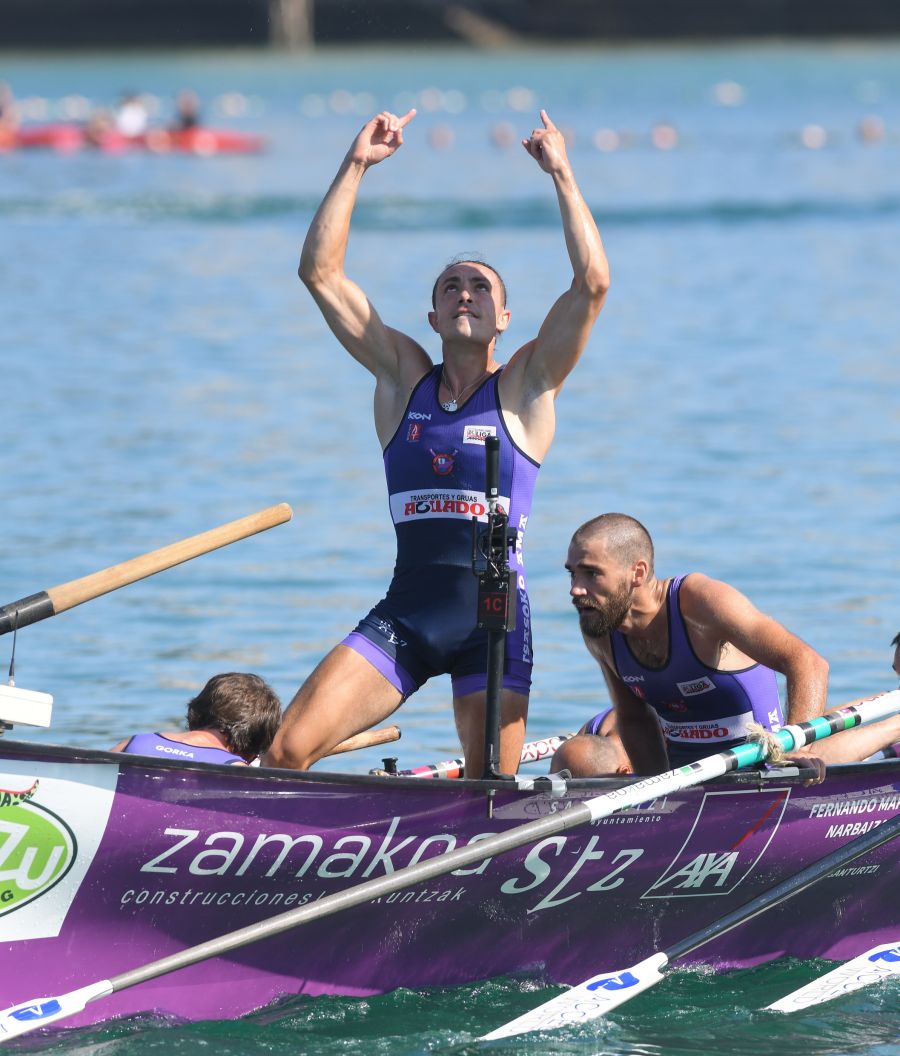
[
  {"x1": 584, "y1": 704, "x2": 614, "y2": 735},
  {"x1": 344, "y1": 364, "x2": 540, "y2": 698},
  {"x1": 608, "y1": 574, "x2": 784, "y2": 755},
  {"x1": 121, "y1": 733, "x2": 245, "y2": 765}
]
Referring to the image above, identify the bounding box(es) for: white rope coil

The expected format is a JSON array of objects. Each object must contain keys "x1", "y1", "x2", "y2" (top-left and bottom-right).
[{"x1": 747, "y1": 721, "x2": 786, "y2": 764}]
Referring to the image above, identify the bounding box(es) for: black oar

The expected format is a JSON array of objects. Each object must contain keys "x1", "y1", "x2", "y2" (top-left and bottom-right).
[
  {"x1": 1, "y1": 690, "x2": 898, "y2": 1041},
  {"x1": 483, "y1": 806, "x2": 900, "y2": 1039},
  {"x1": 0, "y1": 503, "x2": 293, "y2": 636}
]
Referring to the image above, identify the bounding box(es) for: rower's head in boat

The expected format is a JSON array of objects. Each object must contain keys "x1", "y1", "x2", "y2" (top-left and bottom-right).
[
  {"x1": 186, "y1": 673, "x2": 282, "y2": 762},
  {"x1": 566, "y1": 513, "x2": 655, "y2": 640},
  {"x1": 552, "y1": 711, "x2": 632, "y2": 778},
  {"x1": 893, "y1": 631, "x2": 900, "y2": 681}
]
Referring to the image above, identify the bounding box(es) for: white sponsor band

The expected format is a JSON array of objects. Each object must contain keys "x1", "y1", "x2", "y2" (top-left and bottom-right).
[
  {"x1": 661, "y1": 712, "x2": 758, "y2": 744},
  {"x1": 389, "y1": 490, "x2": 510, "y2": 524}
]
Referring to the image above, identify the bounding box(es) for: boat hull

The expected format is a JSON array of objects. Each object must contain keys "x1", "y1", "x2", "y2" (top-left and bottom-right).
[
  {"x1": 1, "y1": 739, "x2": 897, "y2": 1026},
  {"x1": 8, "y1": 124, "x2": 265, "y2": 154}
]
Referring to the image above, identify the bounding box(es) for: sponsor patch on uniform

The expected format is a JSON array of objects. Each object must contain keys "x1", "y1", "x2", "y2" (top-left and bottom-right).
[
  {"x1": 389, "y1": 489, "x2": 510, "y2": 524},
  {"x1": 676, "y1": 676, "x2": 716, "y2": 696},
  {"x1": 406, "y1": 422, "x2": 422, "y2": 442},
  {"x1": 463, "y1": 425, "x2": 497, "y2": 445}
]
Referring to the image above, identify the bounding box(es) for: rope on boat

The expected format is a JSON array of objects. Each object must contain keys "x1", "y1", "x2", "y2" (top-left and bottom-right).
[{"x1": 747, "y1": 721, "x2": 786, "y2": 764}]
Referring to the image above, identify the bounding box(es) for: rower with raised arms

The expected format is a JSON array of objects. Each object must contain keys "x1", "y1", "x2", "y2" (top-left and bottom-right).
[{"x1": 265, "y1": 108, "x2": 609, "y2": 775}]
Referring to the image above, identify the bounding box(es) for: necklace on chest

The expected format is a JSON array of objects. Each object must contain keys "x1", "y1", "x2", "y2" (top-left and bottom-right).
[{"x1": 440, "y1": 367, "x2": 489, "y2": 413}]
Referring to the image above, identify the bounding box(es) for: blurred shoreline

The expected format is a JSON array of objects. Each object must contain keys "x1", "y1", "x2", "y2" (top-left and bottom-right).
[{"x1": 3, "y1": 0, "x2": 900, "y2": 50}]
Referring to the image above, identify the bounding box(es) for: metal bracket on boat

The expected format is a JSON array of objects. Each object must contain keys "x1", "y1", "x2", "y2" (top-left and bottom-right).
[
  {"x1": 513, "y1": 772, "x2": 569, "y2": 797},
  {"x1": 0, "y1": 684, "x2": 53, "y2": 732}
]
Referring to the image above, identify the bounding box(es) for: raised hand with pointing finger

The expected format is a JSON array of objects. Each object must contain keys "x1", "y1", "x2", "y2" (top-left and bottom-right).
[
  {"x1": 521, "y1": 109, "x2": 570, "y2": 176},
  {"x1": 347, "y1": 109, "x2": 417, "y2": 169}
]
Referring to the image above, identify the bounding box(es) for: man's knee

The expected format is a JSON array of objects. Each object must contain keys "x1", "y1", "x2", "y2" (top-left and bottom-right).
[{"x1": 263, "y1": 721, "x2": 318, "y2": 770}]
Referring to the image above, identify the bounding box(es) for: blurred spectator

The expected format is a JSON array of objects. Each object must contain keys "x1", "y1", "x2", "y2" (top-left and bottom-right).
[
  {"x1": 115, "y1": 92, "x2": 148, "y2": 137},
  {"x1": 171, "y1": 89, "x2": 201, "y2": 132},
  {"x1": 651, "y1": 121, "x2": 678, "y2": 150},
  {"x1": 857, "y1": 114, "x2": 885, "y2": 144},
  {"x1": 84, "y1": 108, "x2": 115, "y2": 148},
  {"x1": 0, "y1": 82, "x2": 18, "y2": 148}
]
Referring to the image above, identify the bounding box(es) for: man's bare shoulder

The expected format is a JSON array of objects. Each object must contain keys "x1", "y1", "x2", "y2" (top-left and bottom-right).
[
  {"x1": 678, "y1": 572, "x2": 739, "y2": 614},
  {"x1": 382, "y1": 325, "x2": 433, "y2": 379}
]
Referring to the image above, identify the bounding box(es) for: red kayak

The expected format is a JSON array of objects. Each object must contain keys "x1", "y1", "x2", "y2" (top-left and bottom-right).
[
  {"x1": 140, "y1": 127, "x2": 266, "y2": 154},
  {"x1": 9, "y1": 123, "x2": 265, "y2": 154}
]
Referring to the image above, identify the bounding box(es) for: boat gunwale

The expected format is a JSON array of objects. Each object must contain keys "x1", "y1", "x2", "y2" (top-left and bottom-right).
[{"x1": 2, "y1": 735, "x2": 895, "y2": 796}]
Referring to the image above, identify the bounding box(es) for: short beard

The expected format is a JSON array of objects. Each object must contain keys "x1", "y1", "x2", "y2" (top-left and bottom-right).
[{"x1": 574, "y1": 580, "x2": 633, "y2": 639}]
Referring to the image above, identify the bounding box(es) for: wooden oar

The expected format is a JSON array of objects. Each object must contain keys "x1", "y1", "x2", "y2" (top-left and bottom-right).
[
  {"x1": 0, "y1": 503, "x2": 293, "y2": 636},
  {"x1": 483, "y1": 807, "x2": 900, "y2": 1040},
  {"x1": 1, "y1": 690, "x2": 897, "y2": 1041},
  {"x1": 767, "y1": 940, "x2": 900, "y2": 1013},
  {"x1": 326, "y1": 725, "x2": 400, "y2": 757}
]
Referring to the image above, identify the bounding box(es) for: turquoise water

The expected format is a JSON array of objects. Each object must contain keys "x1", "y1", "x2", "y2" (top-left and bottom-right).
[{"x1": 2, "y1": 42, "x2": 900, "y2": 1053}]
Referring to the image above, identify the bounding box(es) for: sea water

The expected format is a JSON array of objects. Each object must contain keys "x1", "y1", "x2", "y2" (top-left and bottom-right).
[{"x1": 1, "y1": 41, "x2": 899, "y2": 1055}]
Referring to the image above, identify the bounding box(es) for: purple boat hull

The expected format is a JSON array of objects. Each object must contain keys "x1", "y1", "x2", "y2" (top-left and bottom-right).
[{"x1": 1, "y1": 739, "x2": 898, "y2": 1027}]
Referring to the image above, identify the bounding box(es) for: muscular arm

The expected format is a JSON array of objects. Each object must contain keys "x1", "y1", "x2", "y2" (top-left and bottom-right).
[
  {"x1": 298, "y1": 110, "x2": 430, "y2": 438},
  {"x1": 502, "y1": 111, "x2": 610, "y2": 455},
  {"x1": 679, "y1": 574, "x2": 829, "y2": 728},
  {"x1": 601, "y1": 661, "x2": 669, "y2": 775}
]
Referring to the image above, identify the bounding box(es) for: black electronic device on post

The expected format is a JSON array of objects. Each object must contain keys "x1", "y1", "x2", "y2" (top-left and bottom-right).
[{"x1": 471, "y1": 435, "x2": 518, "y2": 783}]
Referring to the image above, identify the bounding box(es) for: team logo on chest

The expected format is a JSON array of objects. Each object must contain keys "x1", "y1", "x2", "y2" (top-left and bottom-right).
[
  {"x1": 406, "y1": 422, "x2": 422, "y2": 442},
  {"x1": 430, "y1": 448, "x2": 458, "y2": 476}
]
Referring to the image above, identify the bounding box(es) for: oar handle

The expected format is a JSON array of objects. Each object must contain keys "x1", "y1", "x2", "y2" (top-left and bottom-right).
[
  {"x1": 325, "y1": 726, "x2": 400, "y2": 757},
  {"x1": 0, "y1": 503, "x2": 293, "y2": 636}
]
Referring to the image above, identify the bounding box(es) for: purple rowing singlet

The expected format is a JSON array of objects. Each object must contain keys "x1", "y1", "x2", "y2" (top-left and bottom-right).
[
  {"x1": 610, "y1": 574, "x2": 784, "y2": 751},
  {"x1": 344, "y1": 364, "x2": 540, "y2": 697},
  {"x1": 121, "y1": 733, "x2": 244, "y2": 765}
]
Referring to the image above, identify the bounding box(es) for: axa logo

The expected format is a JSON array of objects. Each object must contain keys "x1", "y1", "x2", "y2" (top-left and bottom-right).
[
  {"x1": 648, "y1": 851, "x2": 738, "y2": 894},
  {"x1": 0, "y1": 795, "x2": 76, "y2": 916}
]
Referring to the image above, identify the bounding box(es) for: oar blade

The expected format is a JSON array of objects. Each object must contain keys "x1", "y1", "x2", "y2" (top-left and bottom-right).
[
  {"x1": 0, "y1": 982, "x2": 111, "y2": 1041},
  {"x1": 480, "y1": 954, "x2": 668, "y2": 1041},
  {"x1": 767, "y1": 942, "x2": 900, "y2": 1013}
]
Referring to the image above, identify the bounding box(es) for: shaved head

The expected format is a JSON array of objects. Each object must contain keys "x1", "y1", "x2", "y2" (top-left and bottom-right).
[
  {"x1": 551, "y1": 732, "x2": 631, "y2": 777},
  {"x1": 571, "y1": 513, "x2": 655, "y2": 576}
]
